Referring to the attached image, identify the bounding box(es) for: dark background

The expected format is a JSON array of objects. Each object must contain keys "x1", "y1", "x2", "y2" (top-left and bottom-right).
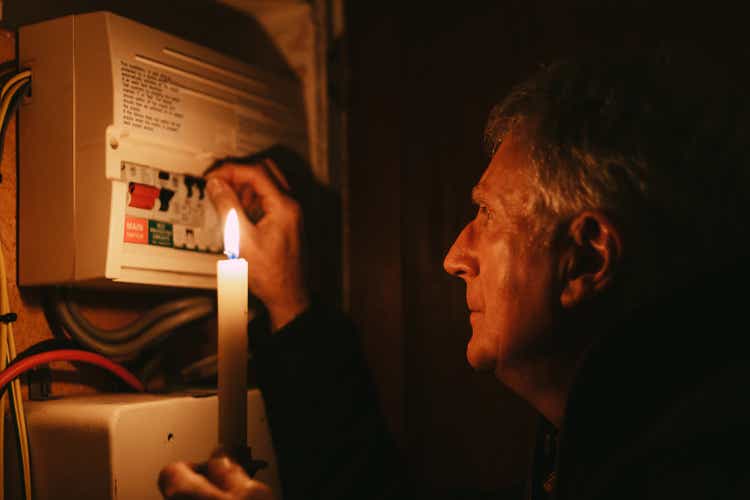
[{"x1": 345, "y1": 1, "x2": 750, "y2": 495}]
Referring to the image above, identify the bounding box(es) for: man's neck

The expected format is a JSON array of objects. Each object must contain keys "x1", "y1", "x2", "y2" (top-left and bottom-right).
[{"x1": 496, "y1": 344, "x2": 590, "y2": 428}]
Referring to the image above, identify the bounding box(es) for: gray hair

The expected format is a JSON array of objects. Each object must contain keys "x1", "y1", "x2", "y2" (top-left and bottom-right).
[{"x1": 484, "y1": 49, "x2": 750, "y2": 301}]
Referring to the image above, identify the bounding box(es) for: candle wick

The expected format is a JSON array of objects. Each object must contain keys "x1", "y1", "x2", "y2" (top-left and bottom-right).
[{"x1": 224, "y1": 250, "x2": 238, "y2": 259}]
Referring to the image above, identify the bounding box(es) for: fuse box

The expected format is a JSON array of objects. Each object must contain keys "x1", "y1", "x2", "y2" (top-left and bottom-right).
[{"x1": 18, "y1": 11, "x2": 308, "y2": 289}]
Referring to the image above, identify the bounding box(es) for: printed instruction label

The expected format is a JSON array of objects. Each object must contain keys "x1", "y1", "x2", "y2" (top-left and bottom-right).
[{"x1": 120, "y1": 60, "x2": 184, "y2": 133}]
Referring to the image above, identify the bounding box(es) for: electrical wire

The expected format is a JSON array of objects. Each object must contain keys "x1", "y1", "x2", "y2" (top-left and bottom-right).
[
  {"x1": 0, "y1": 60, "x2": 19, "y2": 76},
  {"x1": 54, "y1": 296, "x2": 215, "y2": 362},
  {"x1": 0, "y1": 70, "x2": 30, "y2": 103},
  {"x1": 8, "y1": 338, "x2": 78, "y2": 364},
  {"x1": 0, "y1": 63, "x2": 14, "y2": 500},
  {"x1": 0, "y1": 227, "x2": 31, "y2": 500},
  {"x1": 0, "y1": 289, "x2": 6, "y2": 500},
  {"x1": 0, "y1": 65, "x2": 33, "y2": 500},
  {"x1": 60, "y1": 288, "x2": 214, "y2": 344},
  {"x1": 0, "y1": 74, "x2": 29, "y2": 186},
  {"x1": 0, "y1": 350, "x2": 145, "y2": 394},
  {"x1": 0, "y1": 81, "x2": 29, "y2": 164},
  {"x1": 0, "y1": 80, "x2": 30, "y2": 135},
  {"x1": 0, "y1": 78, "x2": 27, "y2": 115},
  {"x1": 0, "y1": 339, "x2": 77, "y2": 400}
]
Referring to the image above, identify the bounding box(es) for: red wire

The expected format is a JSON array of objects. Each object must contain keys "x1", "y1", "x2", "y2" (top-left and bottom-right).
[{"x1": 0, "y1": 350, "x2": 145, "y2": 393}]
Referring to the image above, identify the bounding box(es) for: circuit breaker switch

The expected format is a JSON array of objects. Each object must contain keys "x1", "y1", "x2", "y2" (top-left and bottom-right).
[
  {"x1": 196, "y1": 178, "x2": 207, "y2": 200},
  {"x1": 184, "y1": 175, "x2": 196, "y2": 198},
  {"x1": 128, "y1": 182, "x2": 160, "y2": 210},
  {"x1": 158, "y1": 188, "x2": 176, "y2": 212}
]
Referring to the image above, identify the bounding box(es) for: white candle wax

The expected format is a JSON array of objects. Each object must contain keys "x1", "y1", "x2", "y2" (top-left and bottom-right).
[{"x1": 217, "y1": 209, "x2": 248, "y2": 450}]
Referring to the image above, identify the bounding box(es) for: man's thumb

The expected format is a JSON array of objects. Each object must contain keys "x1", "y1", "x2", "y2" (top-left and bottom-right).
[{"x1": 206, "y1": 177, "x2": 257, "y2": 235}]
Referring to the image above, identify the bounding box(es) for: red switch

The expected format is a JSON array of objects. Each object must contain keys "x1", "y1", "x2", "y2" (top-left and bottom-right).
[{"x1": 128, "y1": 183, "x2": 160, "y2": 210}]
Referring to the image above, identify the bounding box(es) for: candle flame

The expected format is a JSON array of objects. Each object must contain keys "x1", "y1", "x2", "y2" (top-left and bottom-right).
[{"x1": 224, "y1": 209, "x2": 240, "y2": 258}]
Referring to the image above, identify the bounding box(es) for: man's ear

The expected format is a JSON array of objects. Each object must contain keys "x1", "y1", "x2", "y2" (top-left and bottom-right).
[{"x1": 560, "y1": 211, "x2": 623, "y2": 308}]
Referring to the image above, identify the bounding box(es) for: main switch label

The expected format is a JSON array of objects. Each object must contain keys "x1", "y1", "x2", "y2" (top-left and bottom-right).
[{"x1": 124, "y1": 216, "x2": 148, "y2": 244}]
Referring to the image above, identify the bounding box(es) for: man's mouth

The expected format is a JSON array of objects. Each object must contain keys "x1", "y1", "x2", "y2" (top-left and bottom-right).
[{"x1": 469, "y1": 311, "x2": 481, "y2": 326}]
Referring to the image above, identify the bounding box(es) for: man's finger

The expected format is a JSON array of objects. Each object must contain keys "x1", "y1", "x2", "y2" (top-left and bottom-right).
[
  {"x1": 205, "y1": 178, "x2": 258, "y2": 238},
  {"x1": 204, "y1": 456, "x2": 258, "y2": 492},
  {"x1": 206, "y1": 163, "x2": 287, "y2": 206},
  {"x1": 158, "y1": 462, "x2": 228, "y2": 500}
]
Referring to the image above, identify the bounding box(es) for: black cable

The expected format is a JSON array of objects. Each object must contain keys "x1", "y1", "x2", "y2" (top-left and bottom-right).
[
  {"x1": 7, "y1": 381, "x2": 28, "y2": 500},
  {"x1": 0, "y1": 60, "x2": 18, "y2": 75},
  {"x1": 13, "y1": 338, "x2": 79, "y2": 363},
  {"x1": 0, "y1": 339, "x2": 78, "y2": 399}
]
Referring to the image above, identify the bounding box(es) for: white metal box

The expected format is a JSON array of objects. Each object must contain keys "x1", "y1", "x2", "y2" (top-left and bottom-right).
[
  {"x1": 23, "y1": 390, "x2": 281, "y2": 500},
  {"x1": 18, "y1": 12, "x2": 307, "y2": 288}
]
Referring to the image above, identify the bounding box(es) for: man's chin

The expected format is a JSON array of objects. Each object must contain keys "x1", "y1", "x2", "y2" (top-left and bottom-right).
[{"x1": 465, "y1": 340, "x2": 496, "y2": 372}]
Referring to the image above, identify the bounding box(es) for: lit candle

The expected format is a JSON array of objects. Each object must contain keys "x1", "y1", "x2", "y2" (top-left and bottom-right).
[{"x1": 217, "y1": 208, "x2": 248, "y2": 451}]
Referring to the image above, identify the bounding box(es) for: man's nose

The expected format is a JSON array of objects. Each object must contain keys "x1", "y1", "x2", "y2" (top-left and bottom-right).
[{"x1": 443, "y1": 226, "x2": 474, "y2": 278}]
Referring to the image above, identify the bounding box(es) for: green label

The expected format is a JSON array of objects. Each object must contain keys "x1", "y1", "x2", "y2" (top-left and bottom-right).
[{"x1": 148, "y1": 220, "x2": 173, "y2": 247}]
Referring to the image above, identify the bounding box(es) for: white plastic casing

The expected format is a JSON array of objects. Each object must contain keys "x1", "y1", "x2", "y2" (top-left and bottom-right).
[
  {"x1": 23, "y1": 390, "x2": 281, "y2": 500},
  {"x1": 18, "y1": 12, "x2": 307, "y2": 289}
]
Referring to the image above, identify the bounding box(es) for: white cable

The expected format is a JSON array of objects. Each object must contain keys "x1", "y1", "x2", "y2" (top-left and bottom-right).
[
  {"x1": 0, "y1": 230, "x2": 32, "y2": 500},
  {"x1": 0, "y1": 77, "x2": 29, "y2": 126},
  {"x1": 0, "y1": 70, "x2": 30, "y2": 102}
]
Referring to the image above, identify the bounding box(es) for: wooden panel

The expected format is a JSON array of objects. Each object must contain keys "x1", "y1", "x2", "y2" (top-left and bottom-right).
[{"x1": 347, "y1": 6, "x2": 405, "y2": 445}]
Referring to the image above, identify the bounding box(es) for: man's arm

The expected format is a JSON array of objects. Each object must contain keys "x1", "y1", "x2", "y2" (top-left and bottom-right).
[{"x1": 251, "y1": 303, "x2": 406, "y2": 500}]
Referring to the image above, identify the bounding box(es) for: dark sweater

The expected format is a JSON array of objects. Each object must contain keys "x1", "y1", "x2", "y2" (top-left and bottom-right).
[
  {"x1": 251, "y1": 304, "x2": 407, "y2": 500},
  {"x1": 251, "y1": 269, "x2": 750, "y2": 500}
]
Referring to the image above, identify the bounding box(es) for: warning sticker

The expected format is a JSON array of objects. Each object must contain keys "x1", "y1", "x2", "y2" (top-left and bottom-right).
[
  {"x1": 124, "y1": 216, "x2": 148, "y2": 244},
  {"x1": 148, "y1": 220, "x2": 174, "y2": 247}
]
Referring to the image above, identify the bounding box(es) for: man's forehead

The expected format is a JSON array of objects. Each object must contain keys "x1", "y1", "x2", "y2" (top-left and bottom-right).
[
  {"x1": 473, "y1": 148, "x2": 511, "y2": 200},
  {"x1": 473, "y1": 135, "x2": 533, "y2": 207}
]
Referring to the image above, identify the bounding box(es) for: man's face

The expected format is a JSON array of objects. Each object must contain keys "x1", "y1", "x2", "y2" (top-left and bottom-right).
[{"x1": 444, "y1": 134, "x2": 561, "y2": 375}]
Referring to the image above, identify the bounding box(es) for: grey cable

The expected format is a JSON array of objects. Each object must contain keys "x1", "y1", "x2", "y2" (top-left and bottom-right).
[
  {"x1": 54, "y1": 294, "x2": 215, "y2": 362},
  {"x1": 59, "y1": 287, "x2": 213, "y2": 344}
]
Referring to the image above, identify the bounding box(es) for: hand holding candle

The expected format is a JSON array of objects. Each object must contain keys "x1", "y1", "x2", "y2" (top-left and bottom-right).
[{"x1": 206, "y1": 161, "x2": 310, "y2": 332}]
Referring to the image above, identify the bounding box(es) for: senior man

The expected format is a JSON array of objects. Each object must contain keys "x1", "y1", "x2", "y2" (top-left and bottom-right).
[{"x1": 159, "y1": 50, "x2": 750, "y2": 500}]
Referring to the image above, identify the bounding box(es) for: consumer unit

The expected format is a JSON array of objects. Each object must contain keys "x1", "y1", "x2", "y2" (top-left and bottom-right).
[{"x1": 18, "y1": 12, "x2": 307, "y2": 288}]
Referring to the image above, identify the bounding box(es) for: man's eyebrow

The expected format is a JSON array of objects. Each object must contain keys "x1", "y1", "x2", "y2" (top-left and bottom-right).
[{"x1": 472, "y1": 183, "x2": 511, "y2": 216}]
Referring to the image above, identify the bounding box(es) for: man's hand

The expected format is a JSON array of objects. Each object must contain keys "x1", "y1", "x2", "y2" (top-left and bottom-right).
[
  {"x1": 206, "y1": 160, "x2": 310, "y2": 332},
  {"x1": 158, "y1": 456, "x2": 274, "y2": 500}
]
